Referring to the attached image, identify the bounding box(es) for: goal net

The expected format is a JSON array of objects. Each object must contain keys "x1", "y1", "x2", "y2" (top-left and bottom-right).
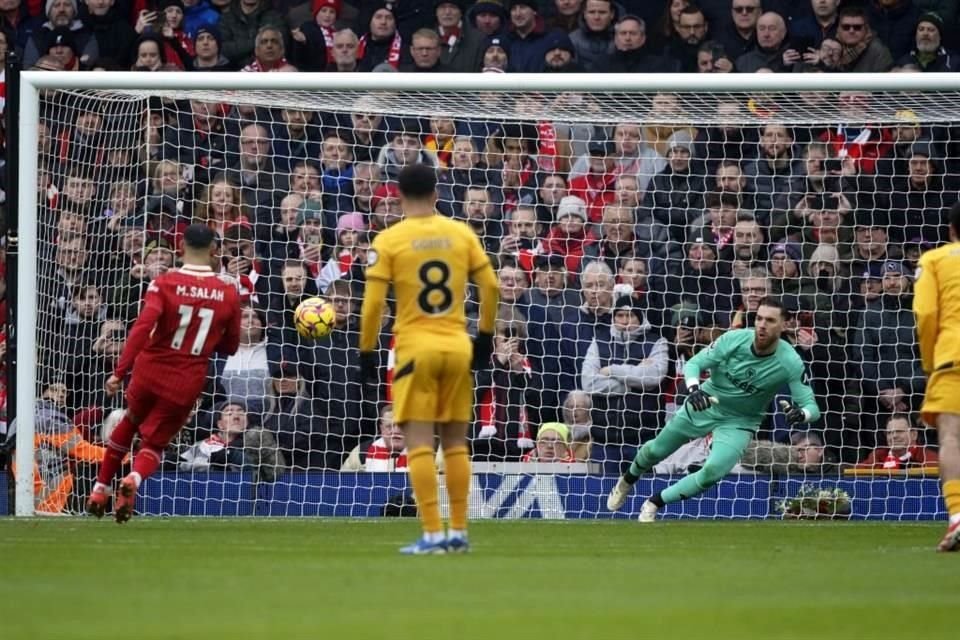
[{"x1": 10, "y1": 72, "x2": 954, "y2": 520}]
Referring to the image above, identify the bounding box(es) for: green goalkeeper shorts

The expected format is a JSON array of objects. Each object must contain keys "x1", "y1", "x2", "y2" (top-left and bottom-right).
[{"x1": 666, "y1": 404, "x2": 761, "y2": 440}]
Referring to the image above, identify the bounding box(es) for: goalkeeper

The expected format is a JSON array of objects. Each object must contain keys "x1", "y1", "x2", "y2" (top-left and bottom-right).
[{"x1": 607, "y1": 298, "x2": 821, "y2": 521}]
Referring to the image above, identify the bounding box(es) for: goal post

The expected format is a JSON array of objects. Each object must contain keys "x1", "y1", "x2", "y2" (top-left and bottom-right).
[{"x1": 12, "y1": 70, "x2": 960, "y2": 518}]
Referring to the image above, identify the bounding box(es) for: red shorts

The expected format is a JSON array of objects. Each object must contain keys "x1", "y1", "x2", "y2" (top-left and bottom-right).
[{"x1": 125, "y1": 380, "x2": 196, "y2": 449}]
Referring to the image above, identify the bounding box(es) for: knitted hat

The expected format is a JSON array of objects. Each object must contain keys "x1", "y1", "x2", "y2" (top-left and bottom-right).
[
  {"x1": 195, "y1": 24, "x2": 223, "y2": 48},
  {"x1": 484, "y1": 35, "x2": 508, "y2": 53},
  {"x1": 312, "y1": 0, "x2": 341, "y2": 16},
  {"x1": 556, "y1": 195, "x2": 587, "y2": 222},
  {"x1": 543, "y1": 30, "x2": 575, "y2": 55},
  {"x1": 861, "y1": 263, "x2": 884, "y2": 280},
  {"x1": 269, "y1": 360, "x2": 299, "y2": 378},
  {"x1": 157, "y1": 0, "x2": 185, "y2": 12},
  {"x1": 336, "y1": 212, "x2": 366, "y2": 234},
  {"x1": 537, "y1": 422, "x2": 570, "y2": 444},
  {"x1": 370, "y1": 183, "x2": 400, "y2": 211},
  {"x1": 46, "y1": 0, "x2": 77, "y2": 17},
  {"x1": 917, "y1": 11, "x2": 944, "y2": 38},
  {"x1": 613, "y1": 294, "x2": 643, "y2": 323},
  {"x1": 434, "y1": 0, "x2": 467, "y2": 11},
  {"x1": 472, "y1": 0, "x2": 508, "y2": 19},
  {"x1": 369, "y1": 1, "x2": 397, "y2": 16},
  {"x1": 297, "y1": 199, "x2": 325, "y2": 226},
  {"x1": 534, "y1": 253, "x2": 566, "y2": 270},
  {"x1": 587, "y1": 138, "x2": 616, "y2": 156},
  {"x1": 769, "y1": 242, "x2": 802, "y2": 264},
  {"x1": 854, "y1": 209, "x2": 889, "y2": 229},
  {"x1": 46, "y1": 27, "x2": 77, "y2": 54},
  {"x1": 509, "y1": 0, "x2": 539, "y2": 11},
  {"x1": 884, "y1": 260, "x2": 905, "y2": 275}
]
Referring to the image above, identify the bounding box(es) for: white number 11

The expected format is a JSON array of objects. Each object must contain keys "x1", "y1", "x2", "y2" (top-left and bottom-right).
[{"x1": 171, "y1": 305, "x2": 215, "y2": 355}]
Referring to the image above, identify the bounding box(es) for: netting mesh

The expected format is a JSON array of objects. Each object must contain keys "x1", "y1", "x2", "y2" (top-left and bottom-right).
[{"x1": 17, "y1": 85, "x2": 952, "y2": 518}]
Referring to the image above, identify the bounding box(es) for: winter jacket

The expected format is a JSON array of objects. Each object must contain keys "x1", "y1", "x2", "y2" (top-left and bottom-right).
[
  {"x1": 867, "y1": 0, "x2": 920, "y2": 60},
  {"x1": 852, "y1": 293, "x2": 925, "y2": 397},
  {"x1": 184, "y1": 0, "x2": 221, "y2": 38},
  {"x1": 83, "y1": 10, "x2": 136, "y2": 64},
  {"x1": 897, "y1": 47, "x2": 958, "y2": 71},
  {"x1": 219, "y1": 1, "x2": 285, "y2": 68},
  {"x1": 603, "y1": 45, "x2": 681, "y2": 72}
]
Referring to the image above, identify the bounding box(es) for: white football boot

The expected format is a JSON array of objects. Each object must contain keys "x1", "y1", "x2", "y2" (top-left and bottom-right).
[
  {"x1": 637, "y1": 499, "x2": 659, "y2": 523},
  {"x1": 606, "y1": 477, "x2": 633, "y2": 512}
]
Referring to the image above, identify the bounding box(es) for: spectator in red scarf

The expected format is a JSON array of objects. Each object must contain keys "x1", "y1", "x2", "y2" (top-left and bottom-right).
[
  {"x1": 857, "y1": 414, "x2": 939, "y2": 470},
  {"x1": 474, "y1": 307, "x2": 537, "y2": 461},
  {"x1": 341, "y1": 404, "x2": 410, "y2": 472},
  {"x1": 356, "y1": 1, "x2": 407, "y2": 71},
  {"x1": 434, "y1": 0, "x2": 485, "y2": 71},
  {"x1": 568, "y1": 137, "x2": 617, "y2": 223},
  {"x1": 243, "y1": 25, "x2": 294, "y2": 71},
  {"x1": 541, "y1": 195, "x2": 592, "y2": 274},
  {"x1": 291, "y1": 0, "x2": 340, "y2": 71}
]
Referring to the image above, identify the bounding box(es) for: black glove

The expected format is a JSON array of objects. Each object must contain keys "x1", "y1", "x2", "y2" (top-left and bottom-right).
[
  {"x1": 687, "y1": 385, "x2": 712, "y2": 412},
  {"x1": 471, "y1": 331, "x2": 495, "y2": 371},
  {"x1": 358, "y1": 351, "x2": 378, "y2": 385},
  {"x1": 781, "y1": 400, "x2": 806, "y2": 425}
]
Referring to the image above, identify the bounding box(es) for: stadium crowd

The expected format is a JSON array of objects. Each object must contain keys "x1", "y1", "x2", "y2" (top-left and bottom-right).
[{"x1": 2, "y1": 0, "x2": 958, "y2": 510}]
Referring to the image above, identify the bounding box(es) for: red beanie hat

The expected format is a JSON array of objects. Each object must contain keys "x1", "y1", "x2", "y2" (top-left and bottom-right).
[{"x1": 312, "y1": 0, "x2": 341, "y2": 16}]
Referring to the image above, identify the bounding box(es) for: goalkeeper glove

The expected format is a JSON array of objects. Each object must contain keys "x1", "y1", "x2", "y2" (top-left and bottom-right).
[
  {"x1": 358, "y1": 351, "x2": 378, "y2": 385},
  {"x1": 471, "y1": 331, "x2": 495, "y2": 371},
  {"x1": 686, "y1": 385, "x2": 712, "y2": 412},
  {"x1": 780, "y1": 400, "x2": 807, "y2": 425}
]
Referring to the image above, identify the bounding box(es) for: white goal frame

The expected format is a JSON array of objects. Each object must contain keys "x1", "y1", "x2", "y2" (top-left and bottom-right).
[{"x1": 13, "y1": 70, "x2": 960, "y2": 516}]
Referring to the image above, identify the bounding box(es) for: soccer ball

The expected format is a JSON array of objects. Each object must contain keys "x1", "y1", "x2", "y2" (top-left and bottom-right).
[{"x1": 294, "y1": 297, "x2": 336, "y2": 340}]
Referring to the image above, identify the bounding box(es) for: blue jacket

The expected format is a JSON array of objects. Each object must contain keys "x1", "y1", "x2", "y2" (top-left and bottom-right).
[{"x1": 184, "y1": 0, "x2": 221, "y2": 39}]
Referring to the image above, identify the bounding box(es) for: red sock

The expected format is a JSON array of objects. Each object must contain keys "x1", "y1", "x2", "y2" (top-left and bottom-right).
[
  {"x1": 132, "y1": 446, "x2": 163, "y2": 482},
  {"x1": 96, "y1": 416, "x2": 137, "y2": 485}
]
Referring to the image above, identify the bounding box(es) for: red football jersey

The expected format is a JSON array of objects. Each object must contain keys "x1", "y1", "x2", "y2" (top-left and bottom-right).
[{"x1": 114, "y1": 264, "x2": 242, "y2": 403}]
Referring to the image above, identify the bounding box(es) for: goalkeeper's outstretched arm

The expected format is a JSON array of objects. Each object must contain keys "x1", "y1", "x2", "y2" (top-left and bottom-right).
[{"x1": 788, "y1": 372, "x2": 821, "y2": 424}]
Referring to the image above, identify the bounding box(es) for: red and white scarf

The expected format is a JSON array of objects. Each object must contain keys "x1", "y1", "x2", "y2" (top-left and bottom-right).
[
  {"x1": 242, "y1": 57, "x2": 290, "y2": 72},
  {"x1": 357, "y1": 31, "x2": 402, "y2": 69},
  {"x1": 502, "y1": 159, "x2": 535, "y2": 213},
  {"x1": 365, "y1": 437, "x2": 408, "y2": 471},
  {"x1": 438, "y1": 23, "x2": 461, "y2": 49},
  {"x1": 320, "y1": 25, "x2": 336, "y2": 64},
  {"x1": 537, "y1": 121, "x2": 558, "y2": 173},
  {"x1": 477, "y1": 358, "x2": 534, "y2": 449}
]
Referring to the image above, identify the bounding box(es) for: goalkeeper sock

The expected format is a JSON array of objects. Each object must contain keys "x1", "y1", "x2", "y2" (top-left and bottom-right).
[
  {"x1": 626, "y1": 446, "x2": 657, "y2": 484},
  {"x1": 444, "y1": 445, "x2": 471, "y2": 532},
  {"x1": 131, "y1": 446, "x2": 163, "y2": 482},
  {"x1": 408, "y1": 446, "x2": 442, "y2": 535},
  {"x1": 96, "y1": 416, "x2": 137, "y2": 485},
  {"x1": 944, "y1": 479, "x2": 960, "y2": 522}
]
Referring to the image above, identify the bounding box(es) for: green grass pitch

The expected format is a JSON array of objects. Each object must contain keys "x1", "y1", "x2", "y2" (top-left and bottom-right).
[{"x1": 0, "y1": 518, "x2": 956, "y2": 640}]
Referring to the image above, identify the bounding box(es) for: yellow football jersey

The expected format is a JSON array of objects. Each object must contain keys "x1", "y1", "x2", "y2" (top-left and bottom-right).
[
  {"x1": 914, "y1": 242, "x2": 960, "y2": 373},
  {"x1": 364, "y1": 214, "x2": 493, "y2": 351}
]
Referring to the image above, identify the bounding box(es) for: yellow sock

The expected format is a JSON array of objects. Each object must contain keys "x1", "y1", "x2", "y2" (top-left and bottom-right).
[
  {"x1": 408, "y1": 446, "x2": 442, "y2": 534},
  {"x1": 444, "y1": 446, "x2": 471, "y2": 531},
  {"x1": 944, "y1": 479, "x2": 960, "y2": 518}
]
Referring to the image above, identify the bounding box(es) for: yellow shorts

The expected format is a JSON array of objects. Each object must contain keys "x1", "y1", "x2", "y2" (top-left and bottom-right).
[
  {"x1": 921, "y1": 369, "x2": 960, "y2": 426},
  {"x1": 391, "y1": 348, "x2": 473, "y2": 424}
]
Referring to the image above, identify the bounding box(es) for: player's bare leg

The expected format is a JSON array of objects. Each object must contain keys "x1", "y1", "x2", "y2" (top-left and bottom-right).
[
  {"x1": 936, "y1": 413, "x2": 960, "y2": 551},
  {"x1": 399, "y1": 421, "x2": 446, "y2": 555},
  {"x1": 86, "y1": 410, "x2": 140, "y2": 519},
  {"x1": 439, "y1": 422, "x2": 470, "y2": 553}
]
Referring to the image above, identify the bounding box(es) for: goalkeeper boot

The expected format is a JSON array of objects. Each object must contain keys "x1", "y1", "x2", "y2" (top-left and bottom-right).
[
  {"x1": 114, "y1": 473, "x2": 139, "y2": 524},
  {"x1": 937, "y1": 518, "x2": 960, "y2": 552},
  {"x1": 399, "y1": 535, "x2": 448, "y2": 555},
  {"x1": 606, "y1": 476, "x2": 633, "y2": 512},
  {"x1": 85, "y1": 485, "x2": 111, "y2": 519},
  {"x1": 637, "y1": 499, "x2": 659, "y2": 523},
  {"x1": 446, "y1": 532, "x2": 470, "y2": 554}
]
